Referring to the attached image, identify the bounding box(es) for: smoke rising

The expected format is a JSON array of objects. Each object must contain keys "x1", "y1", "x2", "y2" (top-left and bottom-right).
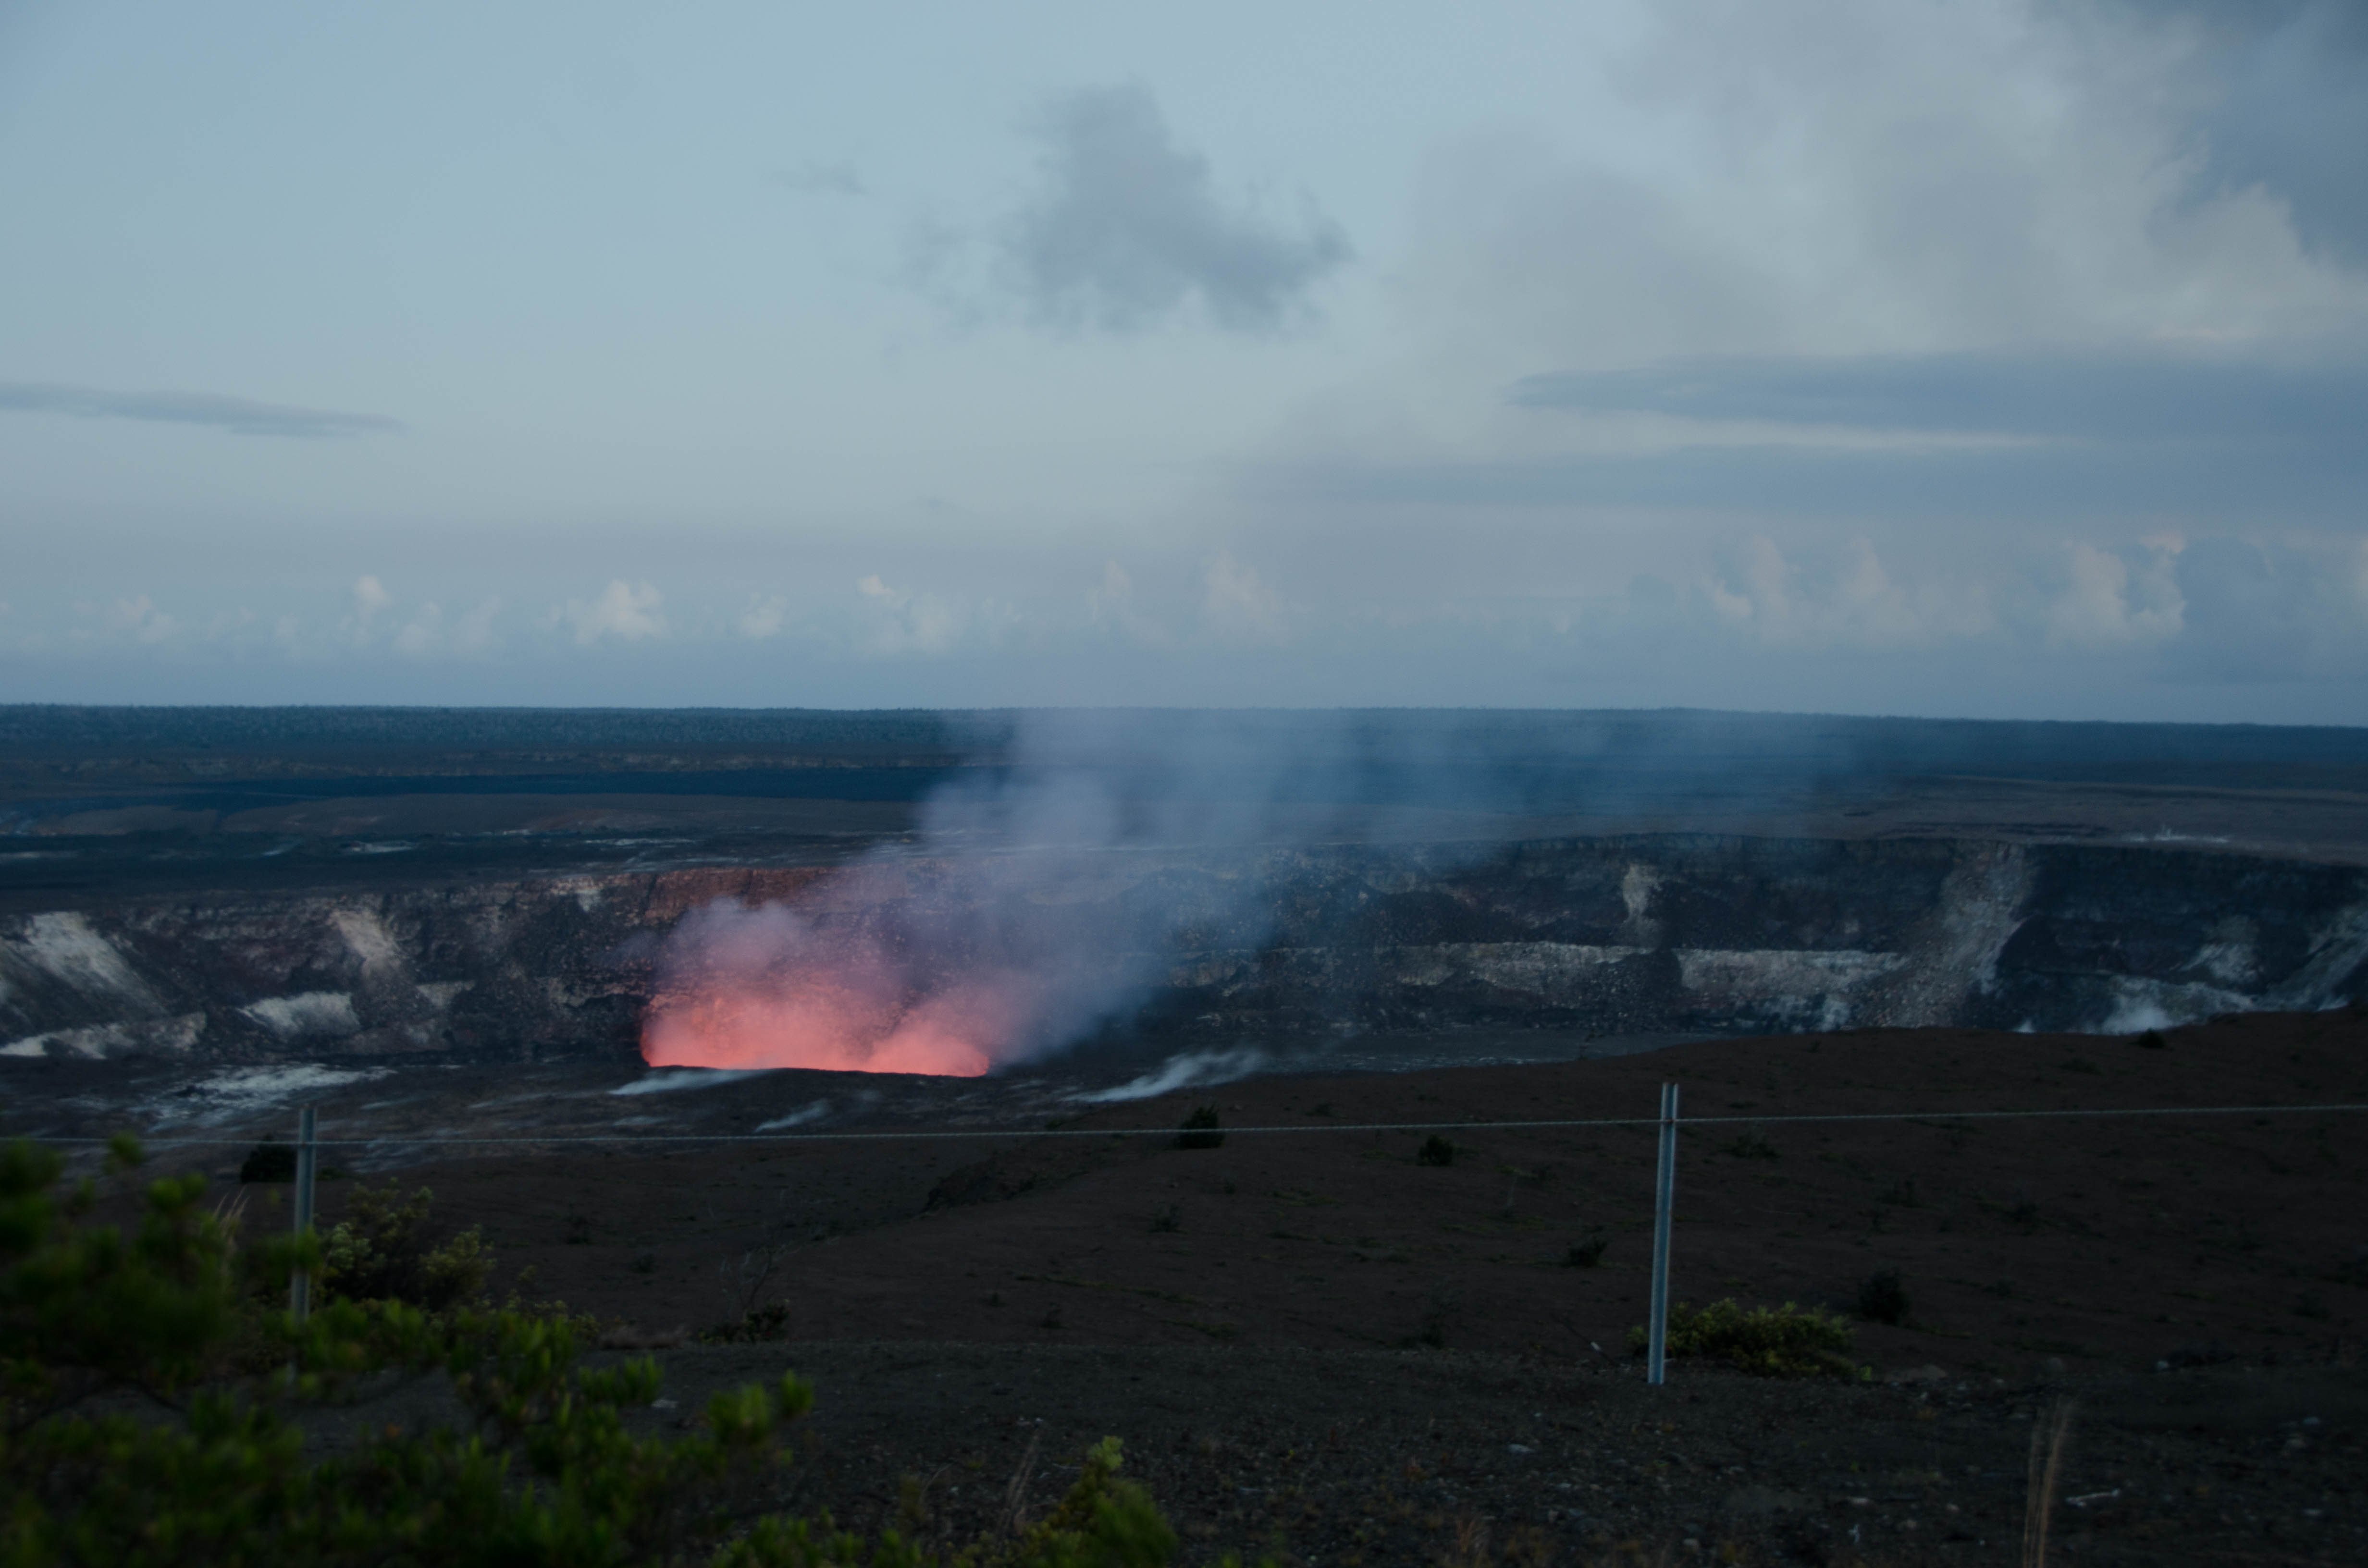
[
  {"x1": 1070, "y1": 1047, "x2": 1272, "y2": 1103},
  {"x1": 637, "y1": 710, "x2": 1541, "y2": 1077},
  {"x1": 607, "y1": 1067, "x2": 772, "y2": 1096},
  {"x1": 637, "y1": 705, "x2": 2368, "y2": 1076}
]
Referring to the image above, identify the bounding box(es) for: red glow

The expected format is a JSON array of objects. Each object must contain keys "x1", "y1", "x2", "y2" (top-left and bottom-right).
[
  {"x1": 638, "y1": 893, "x2": 1057, "y2": 1078},
  {"x1": 641, "y1": 971, "x2": 1043, "y2": 1078}
]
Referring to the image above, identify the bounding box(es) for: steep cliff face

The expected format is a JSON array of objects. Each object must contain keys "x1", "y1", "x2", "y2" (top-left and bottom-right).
[{"x1": 2, "y1": 837, "x2": 2363, "y2": 1063}]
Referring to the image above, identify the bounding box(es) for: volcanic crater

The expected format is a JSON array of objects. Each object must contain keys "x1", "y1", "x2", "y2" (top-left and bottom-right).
[{"x1": 9, "y1": 706, "x2": 2368, "y2": 1562}]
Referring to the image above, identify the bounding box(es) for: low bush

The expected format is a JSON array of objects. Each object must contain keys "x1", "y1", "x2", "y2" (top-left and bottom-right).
[
  {"x1": 1416, "y1": 1135, "x2": 1456, "y2": 1167},
  {"x1": 700, "y1": 1301, "x2": 792, "y2": 1345},
  {"x1": 1723, "y1": 1132, "x2": 1777, "y2": 1160},
  {"x1": 1563, "y1": 1236, "x2": 1607, "y2": 1268},
  {"x1": 0, "y1": 1136, "x2": 1198, "y2": 1567},
  {"x1": 321, "y1": 1182, "x2": 493, "y2": 1311},
  {"x1": 1628, "y1": 1298, "x2": 1862, "y2": 1378},
  {"x1": 1857, "y1": 1268, "x2": 1910, "y2": 1325},
  {"x1": 238, "y1": 1141, "x2": 296, "y2": 1183},
  {"x1": 1175, "y1": 1106, "x2": 1224, "y2": 1150},
  {"x1": 2135, "y1": 1028, "x2": 2168, "y2": 1049}
]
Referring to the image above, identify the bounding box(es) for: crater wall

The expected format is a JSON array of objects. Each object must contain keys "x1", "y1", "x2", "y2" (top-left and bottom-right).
[{"x1": 3, "y1": 836, "x2": 2364, "y2": 1064}]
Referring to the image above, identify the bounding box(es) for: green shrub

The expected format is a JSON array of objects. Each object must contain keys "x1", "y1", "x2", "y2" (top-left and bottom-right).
[
  {"x1": 699, "y1": 1302, "x2": 791, "y2": 1345},
  {"x1": 1416, "y1": 1135, "x2": 1455, "y2": 1167},
  {"x1": 1628, "y1": 1298, "x2": 1862, "y2": 1377},
  {"x1": 0, "y1": 1137, "x2": 1188, "y2": 1567},
  {"x1": 2135, "y1": 1028, "x2": 2167, "y2": 1049},
  {"x1": 1174, "y1": 1106, "x2": 1223, "y2": 1150},
  {"x1": 320, "y1": 1182, "x2": 492, "y2": 1312}
]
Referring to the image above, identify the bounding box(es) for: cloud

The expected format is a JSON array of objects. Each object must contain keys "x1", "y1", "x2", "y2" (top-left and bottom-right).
[
  {"x1": 1393, "y1": 0, "x2": 2368, "y2": 389},
  {"x1": 2111, "y1": 0, "x2": 2368, "y2": 266},
  {"x1": 993, "y1": 84, "x2": 1350, "y2": 333},
  {"x1": 101, "y1": 595, "x2": 177, "y2": 645},
  {"x1": 339, "y1": 575, "x2": 395, "y2": 648},
  {"x1": 1268, "y1": 436, "x2": 2364, "y2": 524},
  {"x1": 351, "y1": 576, "x2": 393, "y2": 621},
  {"x1": 0, "y1": 381, "x2": 403, "y2": 438},
  {"x1": 1510, "y1": 349, "x2": 2368, "y2": 444},
  {"x1": 855, "y1": 574, "x2": 961, "y2": 654},
  {"x1": 767, "y1": 159, "x2": 865, "y2": 196},
  {"x1": 1706, "y1": 536, "x2": 1991, "y2": 648},
  {"x1": 348, "y1": 575, "x2": 393, "y2": 634},
  {"x1": 2046, "y1": 543, "x2": 2184, "y2": 646},
  {"x1": 738, "y1": 594, "x2": 789, "y2": 639},
  {"x1": 2164, "y1": 536, "x2": 2315, "y2": 681},
  {"x1": 389, "y1": 609, "x2": 438, "y2": 658},
  {"x1": 1085, "y1": 561, "x2": 1172, "y2": 648},
  {"x1": 392, "y1": 598, "x2": 500, "y2": 659},
  {"x1": 562, "y1": 581, "x2": 665, "y2": 645},
  {"x1": 1201, "y1": 552, "x2": 1286, "y2": 643},
  {"x1": 1274, "y1": 347, "x2": 2368, "y2": 523}
]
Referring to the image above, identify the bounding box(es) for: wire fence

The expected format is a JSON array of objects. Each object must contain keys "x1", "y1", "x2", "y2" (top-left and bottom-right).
[
  {"x1": 22, "y1": 1098, "x2": 2368, "y2": 1149},
  {"x1": 25, "y1": 1088, "x2": 2364, "y2": 1379}
]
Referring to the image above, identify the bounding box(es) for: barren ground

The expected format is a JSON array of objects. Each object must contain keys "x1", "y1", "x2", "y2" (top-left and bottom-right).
[{"x1": 218, "y1": 1010, "x2": 2368, "y2": 1564}]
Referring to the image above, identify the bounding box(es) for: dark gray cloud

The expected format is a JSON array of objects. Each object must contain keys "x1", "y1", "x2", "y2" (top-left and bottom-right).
[
  {"x1": 0, "y1": 382, "x2": 403, "y2": 438},
  {"x1": 1512, "y1": 350, "x2": 2368, "y2": 444},
  {"x1": 997, "y1": 84, "x2": 1350, "y2": 333},
  {"x1": 2100, "y1": 0, "x2": 2368, "y2": 265},
  {"x1": 1268, "y1": 349, "x2": 2368, "y2": 523},
  {"x1": 1272, "y1": 442, "x2": 2361, "y2": 524}
]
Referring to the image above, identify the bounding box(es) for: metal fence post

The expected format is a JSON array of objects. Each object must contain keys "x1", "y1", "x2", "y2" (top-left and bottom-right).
[
  {"x1": 1648, "y1": 1082, "x2": 1679, "y2": 1385},
  {"x1": 290, "y1": 1105, "x2": 318, "y2": 1324}
]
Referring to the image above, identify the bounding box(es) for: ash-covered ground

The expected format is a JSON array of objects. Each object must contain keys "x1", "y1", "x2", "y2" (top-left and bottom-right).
[{"x1": 39, "y1": 1009, "x2": 2368, "y2": 1566}]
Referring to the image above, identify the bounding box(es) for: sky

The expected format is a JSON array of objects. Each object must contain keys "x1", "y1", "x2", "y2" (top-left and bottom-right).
[{"x1": 2, "y1": 0, "x2": 2365, "y2": 722}]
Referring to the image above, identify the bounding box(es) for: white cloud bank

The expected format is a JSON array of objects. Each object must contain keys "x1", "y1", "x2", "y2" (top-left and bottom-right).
[{"x1": 560, "y1": 582, "x2": 666, "y2": 646}]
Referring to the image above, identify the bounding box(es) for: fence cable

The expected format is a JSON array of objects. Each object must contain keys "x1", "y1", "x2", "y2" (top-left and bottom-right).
[{"x1": 21, "y1": 1099, "x2": 2368, "y2": 1150}]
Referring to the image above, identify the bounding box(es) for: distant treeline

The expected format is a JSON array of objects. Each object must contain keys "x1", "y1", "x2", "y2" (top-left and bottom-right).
[
  {"x1": 0, "y1": 706, "x2": 979, "y2": 758},
  {"x1": 4, "y1": 704, "x2": 2365, "y2": 777}
]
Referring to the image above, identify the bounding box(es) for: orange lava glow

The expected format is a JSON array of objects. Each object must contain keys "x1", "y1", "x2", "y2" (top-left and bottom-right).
[{"x1": 640, "y1": 972, "x2": 1038, "y2": 1078}]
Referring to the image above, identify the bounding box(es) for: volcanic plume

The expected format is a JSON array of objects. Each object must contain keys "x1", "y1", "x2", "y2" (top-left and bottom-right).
[
  {"x1": 637, "y1": 885, "x2": 1073, "y2": 1077},
  {"x1": 636, "y1": 710, "x2": 1554, "y2": 1077}
]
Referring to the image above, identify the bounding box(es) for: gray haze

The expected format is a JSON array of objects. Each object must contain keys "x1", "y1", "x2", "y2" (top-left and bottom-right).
[{"x1": 642, "y1": 709, "x2": 1503, "y2": 1074}]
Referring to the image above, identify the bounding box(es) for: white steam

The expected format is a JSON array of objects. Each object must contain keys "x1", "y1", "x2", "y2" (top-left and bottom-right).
[
  {"x1": 1070, "y1": 1047, "x2": 1271, "y2": 1103},
  {"x1": 638, "y1": 710, "x2": 1550, "y2": 1076},
  {"x1": 608, "y1": 1067, "x2": 774, "y2": 1096}
]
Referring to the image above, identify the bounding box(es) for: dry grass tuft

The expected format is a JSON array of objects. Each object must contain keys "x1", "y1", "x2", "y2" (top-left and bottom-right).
[{"x1": 2022, "y1": 1398, "x2": 2076, "y2": 1568}]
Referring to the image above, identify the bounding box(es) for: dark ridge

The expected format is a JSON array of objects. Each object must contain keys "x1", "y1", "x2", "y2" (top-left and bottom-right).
[{"x1": 7, "y1": 706, "x2": 2368, "y2": 803}]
